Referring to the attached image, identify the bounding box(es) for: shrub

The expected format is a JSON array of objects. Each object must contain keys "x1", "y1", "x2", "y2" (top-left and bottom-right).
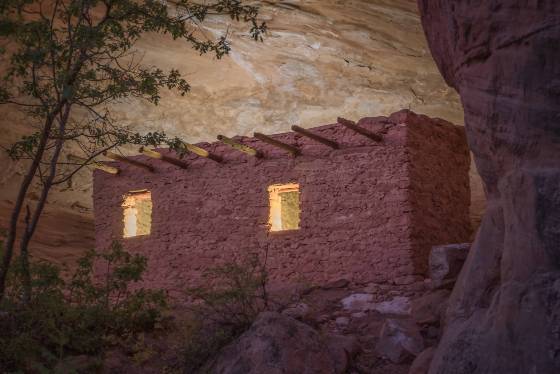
[
  {"x1": 182, "y1": 252, "x2": 270, "y2": 372},
  {"x1": 0, "y1": 241, "x2": 166, "y2": 372}
]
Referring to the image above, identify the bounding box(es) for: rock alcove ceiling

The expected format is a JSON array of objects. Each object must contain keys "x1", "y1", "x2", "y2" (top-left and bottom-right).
[{"x1": 0, "y1": 0, "x2": 485, "y2": 264}]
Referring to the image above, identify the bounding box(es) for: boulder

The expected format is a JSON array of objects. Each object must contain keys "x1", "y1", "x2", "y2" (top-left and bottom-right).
[
  {"x1": 325, "y1": 334, "x2": 361, "y2": 373},
  {"x1": 341, "y1": 293, "x2": 374, "y2": 311},
  {"x1": 351, "y1": 311, "x2": 367, "y2": 319},
  {"x1": 394, "y1": 275, "x2": 424, "y2": 286},
  {"x1": 373, "y1": 296, "x2": 411, "y2": 316},
  {"x1": 411, "y1": 289, "x2": 450, "y2": 325},
  {"x1": 376, "y1": 319, "x2": 425, "y2": 364},
  {"x1": 341, "y1": 294, "x2": 411, "y2": 316},
  {"x1": 282, "y1": 302, "x2": 310, "y2": 320},
  {"x1": 428, "y1": 243, "x2": 470, "y2": 284},
  {"x1": 322, "y1": 278, "x2": 350, "y2": 289},
  {"x1": 208, "y1": 312, "x2": 349, "y2": 374},
  {"x1": 362, "y1": 282, "x2": 380, "y2": 293},
  {"x1": 409, "y1": 347, "x2": 436, "y2": 374},
  {"x1": 335, "y1": 316, "x2": 349, "y2": 327},
  {"x1": 418, "y1": 1, "x2": 560, "y2": 373}
]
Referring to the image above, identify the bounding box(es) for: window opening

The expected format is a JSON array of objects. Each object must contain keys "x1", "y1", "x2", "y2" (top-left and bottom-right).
[
  {"x1": 122, "y1": 190, "x2": 152, "y2": 238},
  {"x1": 268, "y1": 183, "x2": 300, "y2": 231}
]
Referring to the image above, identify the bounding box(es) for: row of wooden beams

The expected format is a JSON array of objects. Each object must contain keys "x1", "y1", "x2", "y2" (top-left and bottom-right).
[
  {"x1": 181, "y1": 141, "x2": 223, "y2": 163},
  {"x1": 104, "y1": 151, "x2": 155, "y2": 172},
  {"x1": 139, "y1": 147, "x2": 189, "y2": 169},
  {"x1": 291, "y1": 125, "x2": 339, "y2": 149},
  {"x1": 337, "y1": 117, "x2": 383, "y2": 142},
  {"x1": 91, "y1": 118, "x2": 382, "y2": 175},
  {"x1": 254, "y1": 132, "x2": 301, "y2": 156},
  {"x1": 217, "y1": 135, "x2": 263, "y2": 158},
  {"x1": 68, "y1": 154, "x2": 120, "y2": 175}
]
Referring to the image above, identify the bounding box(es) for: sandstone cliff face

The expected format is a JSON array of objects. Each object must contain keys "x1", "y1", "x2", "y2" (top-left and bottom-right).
[
  {"x1": 418, "y1": 1, "x2": 560, "y2": 373},
  {"x1": 0, "y1": 1, "x2": 483, "y2": 263}
]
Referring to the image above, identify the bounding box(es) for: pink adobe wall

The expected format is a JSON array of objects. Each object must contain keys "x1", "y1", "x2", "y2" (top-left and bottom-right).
[
  {"x1": 400, "y1": 110, "x2": 472, "y2": 274},
  {"x1": 93, "y1": 110, "x2": 470, "y2": 296}
]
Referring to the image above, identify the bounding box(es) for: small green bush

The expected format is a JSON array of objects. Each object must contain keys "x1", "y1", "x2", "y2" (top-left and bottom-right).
[
  {"x1": 0, "y1": 241, "x2": 166, "y2": 372},
  {"x1": 182, "y1": 253, "x2": 270, "y2": 372}
]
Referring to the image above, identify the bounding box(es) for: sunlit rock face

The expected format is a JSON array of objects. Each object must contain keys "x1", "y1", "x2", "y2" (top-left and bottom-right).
[{"x1": 0, "y1": 0, "x2": 484, "y2": 263}]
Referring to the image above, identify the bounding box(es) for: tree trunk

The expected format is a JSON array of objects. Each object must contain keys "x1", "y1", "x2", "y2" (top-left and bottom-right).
[
  {"x1": 20, "y1": 206, "x2": 31, "y2": 305},
  {"x1": 17, "y1": 105, "x2": 71, "y2": 303},
  {"x1": 0, "y1": 115, "x2": 55, "y2": 301}
]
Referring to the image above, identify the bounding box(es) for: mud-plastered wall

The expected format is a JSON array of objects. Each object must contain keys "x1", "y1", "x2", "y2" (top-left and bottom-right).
[{"x1": 93, "y1": 110, "x2": 470, "y2": 295}]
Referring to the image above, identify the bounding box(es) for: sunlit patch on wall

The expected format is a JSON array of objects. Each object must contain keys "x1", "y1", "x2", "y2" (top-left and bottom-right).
[
  {"x1": 268, "y1": 183, "x2": 300, "y2": 232},
  {"x1": 122, "y1": 190, "x2": 152, "y2": 238}
]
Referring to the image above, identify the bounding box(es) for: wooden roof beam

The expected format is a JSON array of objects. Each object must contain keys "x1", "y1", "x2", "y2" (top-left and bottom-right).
[
  {"x1": 254, "y1": 132, "x2": 301, "y2": 156},
  {"x1": 337, "y1": 117, "x2": 383, "y2": 142},
  {"x1": 139, "y1": 147, "x2": 189, "y2": 169},
  {"x1": 181, "y1": 142, "x2": 223, "y2": 163},
  {"x1": 291, "y1": 125, "x2": 339, "y2": 149},
  {"x1": 103, "y1": 151, "x2": 155, "y2": 172},
  {"x1": 217, "y1": 135, "x2": 263, "y2": 158},
  {"x1": 68, "y1": 154, "x2": 120, "y2": 175}
]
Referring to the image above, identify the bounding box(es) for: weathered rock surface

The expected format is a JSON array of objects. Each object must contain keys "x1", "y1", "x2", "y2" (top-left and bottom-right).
[
  {"x1": 376, "y1": 318, "x2": 424, "y2": 364},
  {"x1": 341, "y1": 293, "x2": 375, "y2": 311},
  {"x1": 99, "y1": 278, "x2": 431, "y2": 373},
  {"x1": 342, "y1": 294, "x2": 411, "y2": 316},
  {"x1": 374, "y1": 297, "x2": 412, "y2": 316},
  {"x1": 208, "y1": 312, "x2": 355, "y2": 374},
  {"x1": 410, "y1": 289, "x2": 450, "y2": 325},
  {"x1": 281, "y1": 302, "x2": 310, "y2": 320},
  {"x1": 0, "y1": 200, "x2": 94, "y2": 267},
  {"x1": 428, "y1": 243, "x2": 470, "y2": 285},
  {"x1": 325, "y1": 334, "x2": 361, "y2": 373},
  {"x1": 409, "y1": 347, "x2": 435, "y2": 374},
  {"x1": 418, "y1": 1, "x2": 560, "y2": 373}
]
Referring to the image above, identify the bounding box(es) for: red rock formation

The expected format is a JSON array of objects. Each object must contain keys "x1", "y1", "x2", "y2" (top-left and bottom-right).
[
  {"x1": 207, "y1": 312, "x2": 359, "y2": 374},
  {"x1": 417, "y1": 2, "x2": 560, "y2": 373}
]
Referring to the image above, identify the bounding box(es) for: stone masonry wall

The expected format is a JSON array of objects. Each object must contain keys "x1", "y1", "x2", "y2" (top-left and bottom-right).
[
  {"x1": 403, "y1": 110, "x2": 472, "y2": 276},
  {"x1": 93, "y1": 110, "x2": 470, "y2": 296}
]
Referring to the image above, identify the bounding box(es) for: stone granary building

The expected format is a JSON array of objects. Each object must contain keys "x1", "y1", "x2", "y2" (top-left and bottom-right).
[{"x1": 93, "y1": 110, "x2": 471, "y2": 295}]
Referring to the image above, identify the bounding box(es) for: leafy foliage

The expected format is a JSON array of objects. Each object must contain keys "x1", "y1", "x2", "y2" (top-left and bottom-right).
[
  {"x1": 182, "y1": 252, "x2": 270, "y2": 372},
  {"x1": 0, "y1": 241, "x2": 167, "y2": 372},
  {"x1": 188, "y1": 253, "x2": 269, "y2": 329},
  {"x1": 0, "y1": 0, "x2": 266, "y2": 183},
  {"x1": 0, "y1": 0, "x2": 266, "y2": 303}
]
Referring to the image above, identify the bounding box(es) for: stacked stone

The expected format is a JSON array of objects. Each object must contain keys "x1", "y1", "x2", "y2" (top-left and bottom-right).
[{"x1": 93, "y1": 110, "x2": 470, "y2": 296}]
